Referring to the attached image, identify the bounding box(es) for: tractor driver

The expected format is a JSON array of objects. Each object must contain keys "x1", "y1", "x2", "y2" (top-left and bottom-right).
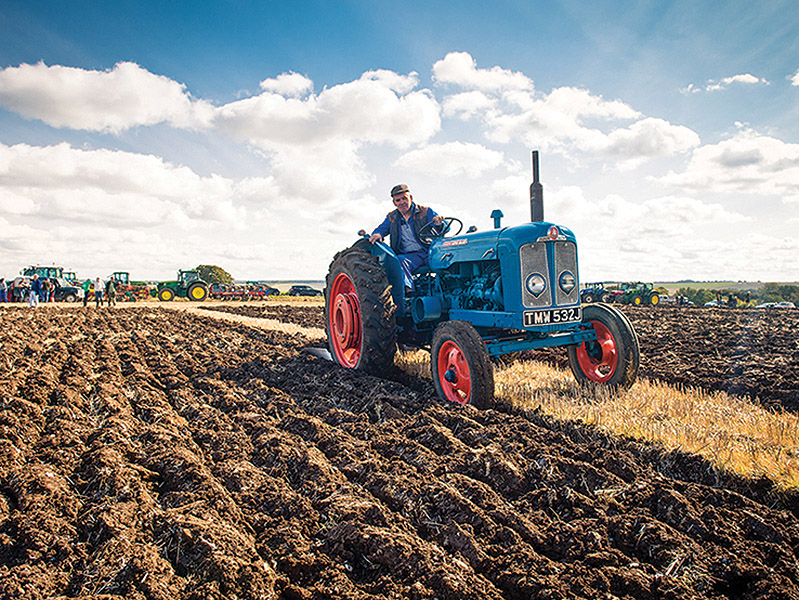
[{"x1": 369, "y1": 184, "x2": 444, "y2": 291}]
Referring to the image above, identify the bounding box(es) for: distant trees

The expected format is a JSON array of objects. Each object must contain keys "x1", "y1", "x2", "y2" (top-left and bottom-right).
[
  {"x1": 760, "y1": 283, "x2": 799, "y2": 304},
  {"x1": 195, "y1": 264, "x2": 234, "y2": 285},
  {"x1": 676, "y1": 283, "x2": 799, "y2": 306}
]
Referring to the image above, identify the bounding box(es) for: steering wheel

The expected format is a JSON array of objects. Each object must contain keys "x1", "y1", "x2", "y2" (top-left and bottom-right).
[{"x1": 418, "y1": 217, "x2": 463, "y2": 244}]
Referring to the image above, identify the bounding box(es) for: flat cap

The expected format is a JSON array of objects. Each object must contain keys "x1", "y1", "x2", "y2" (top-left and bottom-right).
[{"x1": 390, "y1": 184, "x2": 409, "y2": 196}]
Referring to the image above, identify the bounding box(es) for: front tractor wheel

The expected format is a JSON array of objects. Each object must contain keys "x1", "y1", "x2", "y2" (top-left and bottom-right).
[
  {"x1": 567, "y1": 303, "x2": 639, "y2": 389},
  {"x1": 157, "y1": 287, "x2": 175, "y2": 302},
  {"x1": 325, "y1": 243, "x2": 396, "y2": 373},
  {"x1": 188, "y1": 283, "x2": 209, "y2": 302},
  {"x1": 431, "y1": 321, "x2": 494, "y2": 409},
  {"x1": 582, "y1": 292, "x2": 595, "y2": 303}
]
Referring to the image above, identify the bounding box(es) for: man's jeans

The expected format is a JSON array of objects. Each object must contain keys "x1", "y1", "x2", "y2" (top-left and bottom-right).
[{"x1": 398, "y1": 250, "x2": 428, "y2": 290}]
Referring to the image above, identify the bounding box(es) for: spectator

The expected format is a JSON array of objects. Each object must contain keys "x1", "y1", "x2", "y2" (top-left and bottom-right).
[
  {"x1": 94, "y1": 277, "x2": 104, "y2": 308},
  {"x1": 105, "y1": 278, "x2": 117, "y2": 307},
  {"x1": 29, "y1": 274, "x2": 41, "y2": 308},
  {"x1": 82, "y1": 279, "x2": 91, "y2": 307},
  {"x1": 41, "y1": 278, "x2": 51, "y2": 303},
  {"x1": 0, "y1": 277, "x2": 6, "y2": 303}
]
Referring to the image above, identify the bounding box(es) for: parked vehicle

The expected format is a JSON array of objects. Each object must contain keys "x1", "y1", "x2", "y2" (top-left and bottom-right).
[
  {"x1": 156, "y1": 270, "x2": 209, "y2": 302},
  {"x1": 615, "y1": 282, "x2": 660, "y2": 306},
  {"x1": 7, "y1": 276, "x2": 83, "y2": 302},
  {"x1": 109, "y1": 272, "x2": 153, "y2": 301},
  {"x1": 776, "y1": 301, "x2": 796, "y2": 308},
  {"x1": 288, "y1": 285, "x2": 323, "y2": 297},
  {"x1": 580, "y1": 282, "x2": 612, "y2": 304}
]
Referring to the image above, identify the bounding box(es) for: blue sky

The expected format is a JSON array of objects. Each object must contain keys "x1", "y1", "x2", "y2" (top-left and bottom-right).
[{"x1": 1, "y1": 0, "x2": 798, "y2": 282}]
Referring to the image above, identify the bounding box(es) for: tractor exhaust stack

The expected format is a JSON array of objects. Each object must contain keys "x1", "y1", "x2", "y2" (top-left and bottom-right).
[{"x1": 530, "y1": 150, "x2": 544, "y2": 222}]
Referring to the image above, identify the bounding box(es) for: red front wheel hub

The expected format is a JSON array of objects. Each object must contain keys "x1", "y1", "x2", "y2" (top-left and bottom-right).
[
  {"x1": 328, "y1": 272, "x2": 362, "y2": 368},
  {"x1": 437, "y1": 341, "x2": 471, "y2": 405},
  {"x1": 575, "y1": 321, "x2": 618, "y2": 383}
]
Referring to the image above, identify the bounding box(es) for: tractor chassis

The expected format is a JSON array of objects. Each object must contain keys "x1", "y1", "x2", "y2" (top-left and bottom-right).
[{"x1": 482, "y1": 328, "x2": 597, "y2": 357}]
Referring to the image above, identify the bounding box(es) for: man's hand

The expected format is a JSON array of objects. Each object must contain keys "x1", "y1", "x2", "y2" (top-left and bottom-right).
[{"x1": 369, "y1": 233, "x2": 383, "y2": 244}]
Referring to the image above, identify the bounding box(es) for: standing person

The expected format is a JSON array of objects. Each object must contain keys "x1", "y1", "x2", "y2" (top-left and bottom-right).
[
  {"x1": 94, "y1": 277, "x2": 104, "y2": 308},
  {"x1": 0, "y1": 277, "x2": 6, "y2": 303},
  {"x1": 369, "y1": 184, "x2": 444, "y2": 291},
  {"x1": 82, "y1": 279, "x2": 91, "y2": 307},
  {"x1": 29, "y1": 274, "x2": 42, "y2": 307},
  {"x1": 41, "y1": 278, "x2": 51, "y2": 303},
  {"x1": 105, "y1": 277, "x2": 116, "y2": 307}
]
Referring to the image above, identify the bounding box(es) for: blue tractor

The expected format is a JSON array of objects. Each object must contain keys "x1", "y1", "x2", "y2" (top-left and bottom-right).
[{"x1": 324, "y1": 152, "x2": 640, "y2": 408}]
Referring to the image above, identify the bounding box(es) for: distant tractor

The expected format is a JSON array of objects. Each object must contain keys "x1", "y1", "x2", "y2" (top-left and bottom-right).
[
  {"x1": 156, "y1": 270, "x2": 209, "y2": 302},
  {"x1": 21, "y1": 265, "x2": 65, "y2": 279},
  {"x1": 580, "y1": 282, "x2": 613, "y2": 304},
  {"x1": 109, "y1": 272, "x2": 153, "y2": 301},
  {"x1": 615, "y1": 282, "x2": 660, "y2": 307},
  {"x1": 324, "y1": 151, "x2": 640, "y2": 408}
]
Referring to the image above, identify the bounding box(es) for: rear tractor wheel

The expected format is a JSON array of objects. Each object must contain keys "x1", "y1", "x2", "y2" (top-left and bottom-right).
[
  {"x1": 648, "y1": 293, "x2": 660, "y2": 306},
  {"x1": 187, "y1": 283, "x2": 208, "y2": 302},
  {"x1": 567, "y1": 303, "x2": 639, "y2": 389},
  {"x1": 431, "y1": 321, "x2": 494, "y2": 409},
  {"x1": 325, "y1": 243, "x2": 397, "y2": 373}
]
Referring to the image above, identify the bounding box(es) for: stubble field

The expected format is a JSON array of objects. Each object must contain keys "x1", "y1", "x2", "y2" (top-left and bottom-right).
[{"x1": 0, "y1": 302, "x2": 798, "y2": 599}]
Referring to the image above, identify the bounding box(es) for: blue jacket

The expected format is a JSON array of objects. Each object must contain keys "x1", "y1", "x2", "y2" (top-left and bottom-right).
[
  {"x1": 30, "y1": 278, "x2": 43, "y2": 294},
  {"x1": 372, "y1": 203, "x2": 439, "y2": 255}
]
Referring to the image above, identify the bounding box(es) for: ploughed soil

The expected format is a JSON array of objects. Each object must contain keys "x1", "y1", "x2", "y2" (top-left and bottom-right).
[
  {"x1": 202, "y1": 303, "x2": 799, "y2": 412},
  {"x1": 1, "y1": 304, "x2": 799, "y2": 600}
]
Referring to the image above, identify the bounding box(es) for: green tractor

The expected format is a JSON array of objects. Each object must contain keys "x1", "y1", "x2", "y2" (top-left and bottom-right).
[
  {"x1": 155, "y1": 270, "x2": 209, "y2": 302},
  {"x1": 616, "y1": 282, "x2": 660, "y2": 307}
]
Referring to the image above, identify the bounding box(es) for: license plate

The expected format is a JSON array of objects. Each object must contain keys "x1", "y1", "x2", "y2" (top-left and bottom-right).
[{"x1": 524, "y1": 307, "x2": 582, "y2": 326}]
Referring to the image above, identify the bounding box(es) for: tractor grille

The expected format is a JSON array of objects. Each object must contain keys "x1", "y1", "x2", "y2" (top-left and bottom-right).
[{"x1": 520, "y1": 241, "x2": 579, "y2": 308}]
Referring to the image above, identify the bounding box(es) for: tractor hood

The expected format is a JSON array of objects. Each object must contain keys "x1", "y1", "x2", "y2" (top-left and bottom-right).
[{"x1": 429, "y1": 221, "x2": 577, "y2": 269}]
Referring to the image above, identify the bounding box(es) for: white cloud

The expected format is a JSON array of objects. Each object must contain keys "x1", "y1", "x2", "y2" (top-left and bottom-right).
[
  {"x1": 658, "y1": 128, "x2": 799, "y2": 203},
  {"x1": 682, "y1": 73, "x2": 769, "y2": 94},
  {"x1": 431, "y1": 52, "x2": 696, "y2": 165},
  {"x1": 0, "y1": 61, "x2": 213, "y2": 132},
  {"x1": 706, "y1": 73, "x2": 768, "y2": 91},
  {"x1": 0, "y1": 141, "x2": 244, "y2": 225},
  {"x1": 433, "y1": 52, "x2": 534, "y2": 92},
  {"x1": 215, "y1": 71, "x2": 439, "y2": 149},
  {"x1": 791, "y1": 69, "x2": 799, "y2": 87},
  {"x1": 394, "y1": 142, "x2": 504, "y2": 178},
  {"x1": 442, "y1": 91, "x2": 496, "y2": 119},
  {"x1": 259, "y1": 72, "x2": 313, "y2": 97}
]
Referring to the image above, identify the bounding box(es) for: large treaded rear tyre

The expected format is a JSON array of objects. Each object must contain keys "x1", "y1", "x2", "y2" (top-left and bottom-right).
[
  {"x1": 188, "y1": 282, "x2": 208, "y2": 302},
  {"x1": 567, "y1": 303, "x2": 639, "y2": 389},
  {"x1": 325, "y1": 242, "x2": 397, "y2": 374},
  {"x1": 431, "y1": 320, "x2": 494, "y2": 409}
]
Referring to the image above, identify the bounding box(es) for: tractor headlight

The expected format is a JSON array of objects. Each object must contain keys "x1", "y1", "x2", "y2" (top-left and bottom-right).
[
  {"x1": 525, "y1": 273, "x2": 547, "y2": 297},
  {"x1": 559, "y1": 271, "x2": 576, "y2": 294}
]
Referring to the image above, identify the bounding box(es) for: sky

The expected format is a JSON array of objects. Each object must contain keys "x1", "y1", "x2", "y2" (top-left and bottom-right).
[{"x1": 1, "y1": 0, "x2": 798, "y2": 283}]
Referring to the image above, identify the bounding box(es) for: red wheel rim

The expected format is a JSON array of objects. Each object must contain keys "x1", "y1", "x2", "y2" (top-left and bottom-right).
[
  {"x1": 328, "y1": 272, "x2": 362, "y2": 368},
  {"x1": 437, "y1": 341, "x2": 471, "y2": 405},
  {"x1": 576, "y1": 321, "x2": 618, "y2": 383}
]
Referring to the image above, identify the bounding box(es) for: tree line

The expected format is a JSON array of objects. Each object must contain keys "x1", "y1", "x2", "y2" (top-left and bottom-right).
[{"x1": 677, "y1": 283, "x2": 799, "y2": 306}]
